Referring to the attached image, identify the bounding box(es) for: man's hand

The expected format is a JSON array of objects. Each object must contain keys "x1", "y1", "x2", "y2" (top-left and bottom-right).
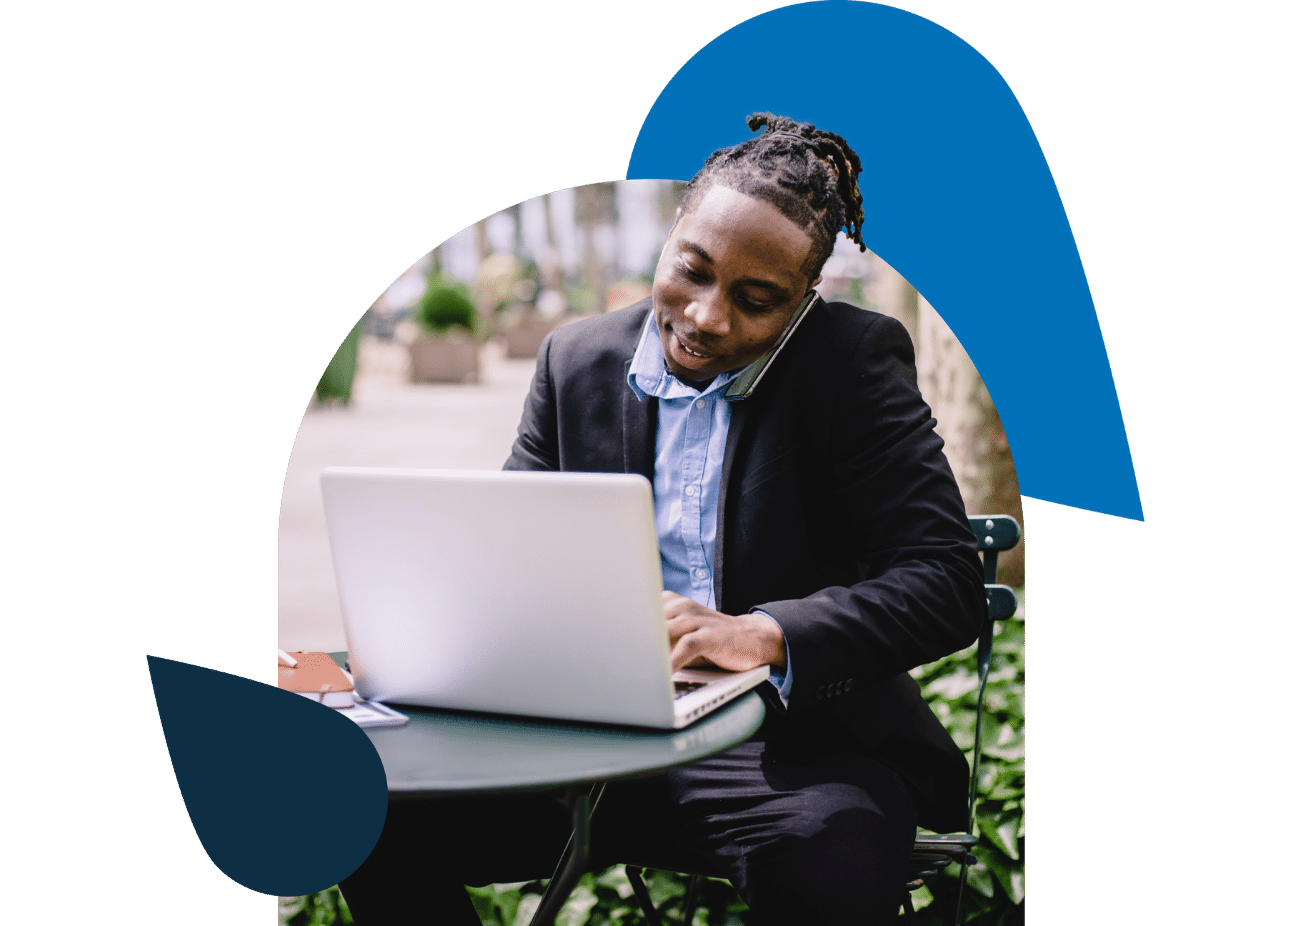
[{"x1": 663, "y1": 591, "x2": 787, "y2": 673}]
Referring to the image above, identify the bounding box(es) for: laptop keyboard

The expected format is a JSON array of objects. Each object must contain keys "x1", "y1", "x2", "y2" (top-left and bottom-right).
[{"x1": 673, "y1": 680, "x2": 708, "y2": 700}]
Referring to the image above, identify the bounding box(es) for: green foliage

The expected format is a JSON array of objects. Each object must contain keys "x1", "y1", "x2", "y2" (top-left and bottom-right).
[
  {"x1": 281, "y1": 608, "x2": 1024, "y2": 926},
  {"x1": 907, "y1": 603, "x2": 1025, "y2": 924},
  {"x1": 280, "y1": 886, "x2": 352, "y2": 926},
  {"x1": 314, "y1": 316, "x2": 364, "y2": 405},
  {"x1": 466, "y1": 868, "x2": 747, "y2": 926},
  {"x1": 415, "y1": 273, "x2": 477, "y2": 336}
]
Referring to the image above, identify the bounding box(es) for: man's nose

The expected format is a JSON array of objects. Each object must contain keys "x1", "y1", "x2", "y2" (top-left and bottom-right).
[{"x1": 685, "y1": 293, "x2": 731, "y2": 336}]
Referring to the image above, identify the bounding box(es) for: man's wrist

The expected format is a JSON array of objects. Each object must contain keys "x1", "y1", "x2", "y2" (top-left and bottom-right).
[{"x1": 747, "y1": 611, "x2": 787, "y2": 669}]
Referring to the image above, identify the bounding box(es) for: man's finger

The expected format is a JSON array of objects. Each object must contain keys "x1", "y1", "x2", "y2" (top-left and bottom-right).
[
  {"x1": 662, "y1": 594, "x2": 701, "y2": 621},
  {"x1": 665, "y1": 609, "x2": 700, "y2": 636},
  {"x1": 669, "y1": 632, "x2": 706, "y2": 672}
]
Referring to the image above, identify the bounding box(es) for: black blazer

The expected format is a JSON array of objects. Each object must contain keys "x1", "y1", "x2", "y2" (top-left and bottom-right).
[{"x1": 504, "y1": 298, "x2": 986, "y2": 833}]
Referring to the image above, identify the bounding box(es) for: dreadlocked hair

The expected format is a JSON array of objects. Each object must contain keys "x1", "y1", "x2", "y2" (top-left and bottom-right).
[{"x1": 680, "y1": 113, "x2": 865, "y2": 278}]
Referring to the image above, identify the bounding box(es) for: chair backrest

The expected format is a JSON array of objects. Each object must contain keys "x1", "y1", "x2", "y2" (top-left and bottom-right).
[
  {"x1": 964, "y1": 514, "x2": 1021, "y2": 824},
  {"x1": 968, "y1": 515, "x2": 1020, "y2": 584}
]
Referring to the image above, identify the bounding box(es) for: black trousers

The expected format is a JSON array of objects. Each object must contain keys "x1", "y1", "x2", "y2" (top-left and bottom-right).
[{"x1": 339, "y1": 734, "x2": 917, "y2": 925}]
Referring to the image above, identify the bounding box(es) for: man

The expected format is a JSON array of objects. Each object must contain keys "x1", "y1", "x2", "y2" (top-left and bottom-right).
[{"x1": 341, "y1": 114, "x2": 985, "y2": 925}]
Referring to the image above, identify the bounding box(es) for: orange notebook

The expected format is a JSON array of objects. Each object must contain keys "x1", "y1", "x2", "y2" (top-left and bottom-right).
[{"x1": 278, "y1": 651, "x2": 356, "y2": 708}]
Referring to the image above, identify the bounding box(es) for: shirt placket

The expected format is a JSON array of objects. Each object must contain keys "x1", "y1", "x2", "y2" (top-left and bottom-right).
[{"x1": 682, "y1": 394, "x2": 714, "y2": 606}]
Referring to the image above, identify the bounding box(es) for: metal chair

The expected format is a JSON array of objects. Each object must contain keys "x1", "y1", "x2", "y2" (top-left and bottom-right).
[
  {"x1": 624, "y1": 514, "x2": 1021, "y2": 925},
  {"x1": 901, "y1": 513, "x2": 1020, "y2": 922}
]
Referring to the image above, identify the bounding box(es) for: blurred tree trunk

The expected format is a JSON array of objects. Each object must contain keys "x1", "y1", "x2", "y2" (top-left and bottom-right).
[
  {"x1": 913, "y1": 294, "x2": 1024, "y2": 587},
  {"x1": 541, "y1": 193, "x2": 565, "y2": 296},
  {"x1": 865, "y1": 255, "x2": 919, "y2": 342},
  {"x1": 506, "y1": 203, "x2": 523, "y2": 258},
  {"x1": 576, "y1": 183, "x2": 617, "y2": 313},
  {"x1": 581, "y1": 229, "x2": 605, "y2": 313},
  {"x1": 474, "y1": 218, "x2": 489, "y2": 270}
]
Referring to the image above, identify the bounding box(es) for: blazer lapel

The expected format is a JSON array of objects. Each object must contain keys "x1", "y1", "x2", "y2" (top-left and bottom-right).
[
  {"x1": 621, "y1": 360, "x2": 656, "y2": 482},
  {"x1": 713, "y1": 399, "x2": 750, "y2": 613}
]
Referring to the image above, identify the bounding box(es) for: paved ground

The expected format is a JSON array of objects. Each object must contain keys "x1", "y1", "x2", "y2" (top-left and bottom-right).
[{"x1": 278, "y1": 337, "x2": 536, "y2": 651}]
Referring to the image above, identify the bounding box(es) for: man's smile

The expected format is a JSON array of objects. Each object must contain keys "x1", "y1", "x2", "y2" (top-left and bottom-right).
[{"x1": 674, "y1": 332, "x2": 717, "y2": 360}]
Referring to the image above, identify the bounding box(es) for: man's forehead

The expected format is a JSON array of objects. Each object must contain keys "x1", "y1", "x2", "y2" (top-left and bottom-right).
[{"x1": 678, "y1": 189, "x2": 813, "y2": 273}]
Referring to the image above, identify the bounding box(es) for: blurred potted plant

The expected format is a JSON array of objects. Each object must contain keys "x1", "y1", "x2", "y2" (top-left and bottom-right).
[{"x1": 407, "y1": 273, "x2": 480, "y2": 383}]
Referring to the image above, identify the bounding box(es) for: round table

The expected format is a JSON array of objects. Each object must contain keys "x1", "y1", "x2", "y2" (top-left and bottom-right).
[
  {"x1": 337, "y1": 654, "x2": 766, "y2": 926},
  {"x1": 364, "y1": 689, "x2": 766, "y2": 795}
]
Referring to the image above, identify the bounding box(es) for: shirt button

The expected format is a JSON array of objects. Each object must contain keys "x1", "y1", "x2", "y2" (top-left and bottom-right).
[
  {"x1": 695, "y1": 398, "x2": 706, "y2": 409},
  {"x1": 695, "y1": 568, "x2": 708, "y2": 579},
  {"x1": 685, "y1": 486, "x2": 697, "y2": 497}
]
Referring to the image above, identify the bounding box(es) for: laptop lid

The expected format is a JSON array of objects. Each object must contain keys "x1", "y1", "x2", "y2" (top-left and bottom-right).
[{"x1": 320, "y1": 467, "x2": 684, "y2": 728}]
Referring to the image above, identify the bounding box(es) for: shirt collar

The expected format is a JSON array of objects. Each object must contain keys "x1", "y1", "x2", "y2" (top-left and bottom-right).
[{"x1": 626, "y1": 315, "x2": 741, "y2": 402}]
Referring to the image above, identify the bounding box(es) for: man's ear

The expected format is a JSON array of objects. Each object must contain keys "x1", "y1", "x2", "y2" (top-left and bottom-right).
[{"x1": 810, "y1": 275, "x2": 822, "y2": 289}]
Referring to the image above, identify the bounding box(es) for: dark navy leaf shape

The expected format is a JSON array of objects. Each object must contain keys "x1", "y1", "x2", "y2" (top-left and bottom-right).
[{"x1": 147, "y1": 655, "x2": 387, "y2": 896}]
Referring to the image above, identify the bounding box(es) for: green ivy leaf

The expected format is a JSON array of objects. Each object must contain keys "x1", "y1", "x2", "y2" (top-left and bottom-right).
[
  {"x1": 1004, "y1": 869, "x2": 1024, "y2": 905},
  {"x1": 556, "y1": 882, "x2": 597, "y2": 926},
  {"x1": 980, "y1": 812, "x2": 1021, "y2": 860},
  {"x1": 966, "y1": 861, "x2": 995, "y2": 898},
  {"x1": 514, "y1": 893, "x2": 542, "y2": 925},
  {"x1": 923, "y1": 669, "x2": 979, "y2": 700},
  {"x1": 595, "y1": 866, "x2": 635, "y2": 900}
]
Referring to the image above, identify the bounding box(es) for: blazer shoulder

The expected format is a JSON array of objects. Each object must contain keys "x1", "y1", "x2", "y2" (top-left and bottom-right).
[
  {"x1": 782, "y1": 300, "x2": 914, "y2": 390},
  {"x1": 544, "y1": 298, "x2": 652, "y2": 377},
  {"x1": 810, "y1": 300, "x2": 911, "y2": 345}
]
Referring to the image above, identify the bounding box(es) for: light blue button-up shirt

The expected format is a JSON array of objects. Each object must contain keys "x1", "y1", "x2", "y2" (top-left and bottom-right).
[{"x1": 626, "y1": 318, "x2": 793, "y2": 705}]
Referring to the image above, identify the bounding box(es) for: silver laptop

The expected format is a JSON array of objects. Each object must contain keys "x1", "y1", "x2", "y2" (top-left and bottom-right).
[{"x1": 319, "y1": 467, "x2": 769, "y2": 729}]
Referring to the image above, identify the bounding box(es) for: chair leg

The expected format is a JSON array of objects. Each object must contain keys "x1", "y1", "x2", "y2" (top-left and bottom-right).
[
  {"x1": 529, "y1": 786, "x2": 596, "y2": 926},
  {"x1": 902, "y1": 892, "x2": 915, "y2": 917},
  {"x1": 681, "y1": 873, "x2": 699, "y2": 925},
  {"x1": 952, "y1": 859, "x2": 971, "y2": 926},
  {"x1": 625, "y1": 865, "x2": 665, "y2": 926}
]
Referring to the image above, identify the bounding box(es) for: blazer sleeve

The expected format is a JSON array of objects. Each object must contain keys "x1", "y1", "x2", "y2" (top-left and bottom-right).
[
  {"x1": 503, "y1": 333, "x2": 560, "y2": 472},
  {"x1": 754, "y1": 313, "x2": 986, "y2": 709}
]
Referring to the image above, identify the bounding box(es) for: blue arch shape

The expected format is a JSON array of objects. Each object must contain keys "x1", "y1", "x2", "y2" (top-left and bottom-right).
[{"x1": 628, "y1": 1, "x2": 1142, "y2": 521}]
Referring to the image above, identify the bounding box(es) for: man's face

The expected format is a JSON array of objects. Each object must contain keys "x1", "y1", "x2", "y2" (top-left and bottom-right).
[{"x1": 651, "y1": 185, "x2": 820, "y2": 389}]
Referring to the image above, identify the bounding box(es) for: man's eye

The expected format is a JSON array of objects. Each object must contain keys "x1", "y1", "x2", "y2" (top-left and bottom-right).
[
  {"x1": 739, "y1": 297, "x2": 776, "y2": 313},
  {"x1": 680, "y1": 264, "x2": 706, "y2": 283}
]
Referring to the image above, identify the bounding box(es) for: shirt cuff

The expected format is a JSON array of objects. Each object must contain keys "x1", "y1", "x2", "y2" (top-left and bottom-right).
[{"x1": 754, "y1": 609, "x2": 793, "y2": 709}]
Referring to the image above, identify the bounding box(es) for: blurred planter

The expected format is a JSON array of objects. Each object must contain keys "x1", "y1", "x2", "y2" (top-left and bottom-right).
[
  {"x1": 409, "y1": 274, "x2": 480, "y2": 383},
  {"x1": 408, "y1": 331, "x2": 479, "y2": 383}
]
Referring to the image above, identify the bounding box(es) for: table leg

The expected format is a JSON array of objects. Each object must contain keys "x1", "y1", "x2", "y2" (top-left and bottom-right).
[{"x1": 528, "y1": 782, "x2": 603, "y2": 926}]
